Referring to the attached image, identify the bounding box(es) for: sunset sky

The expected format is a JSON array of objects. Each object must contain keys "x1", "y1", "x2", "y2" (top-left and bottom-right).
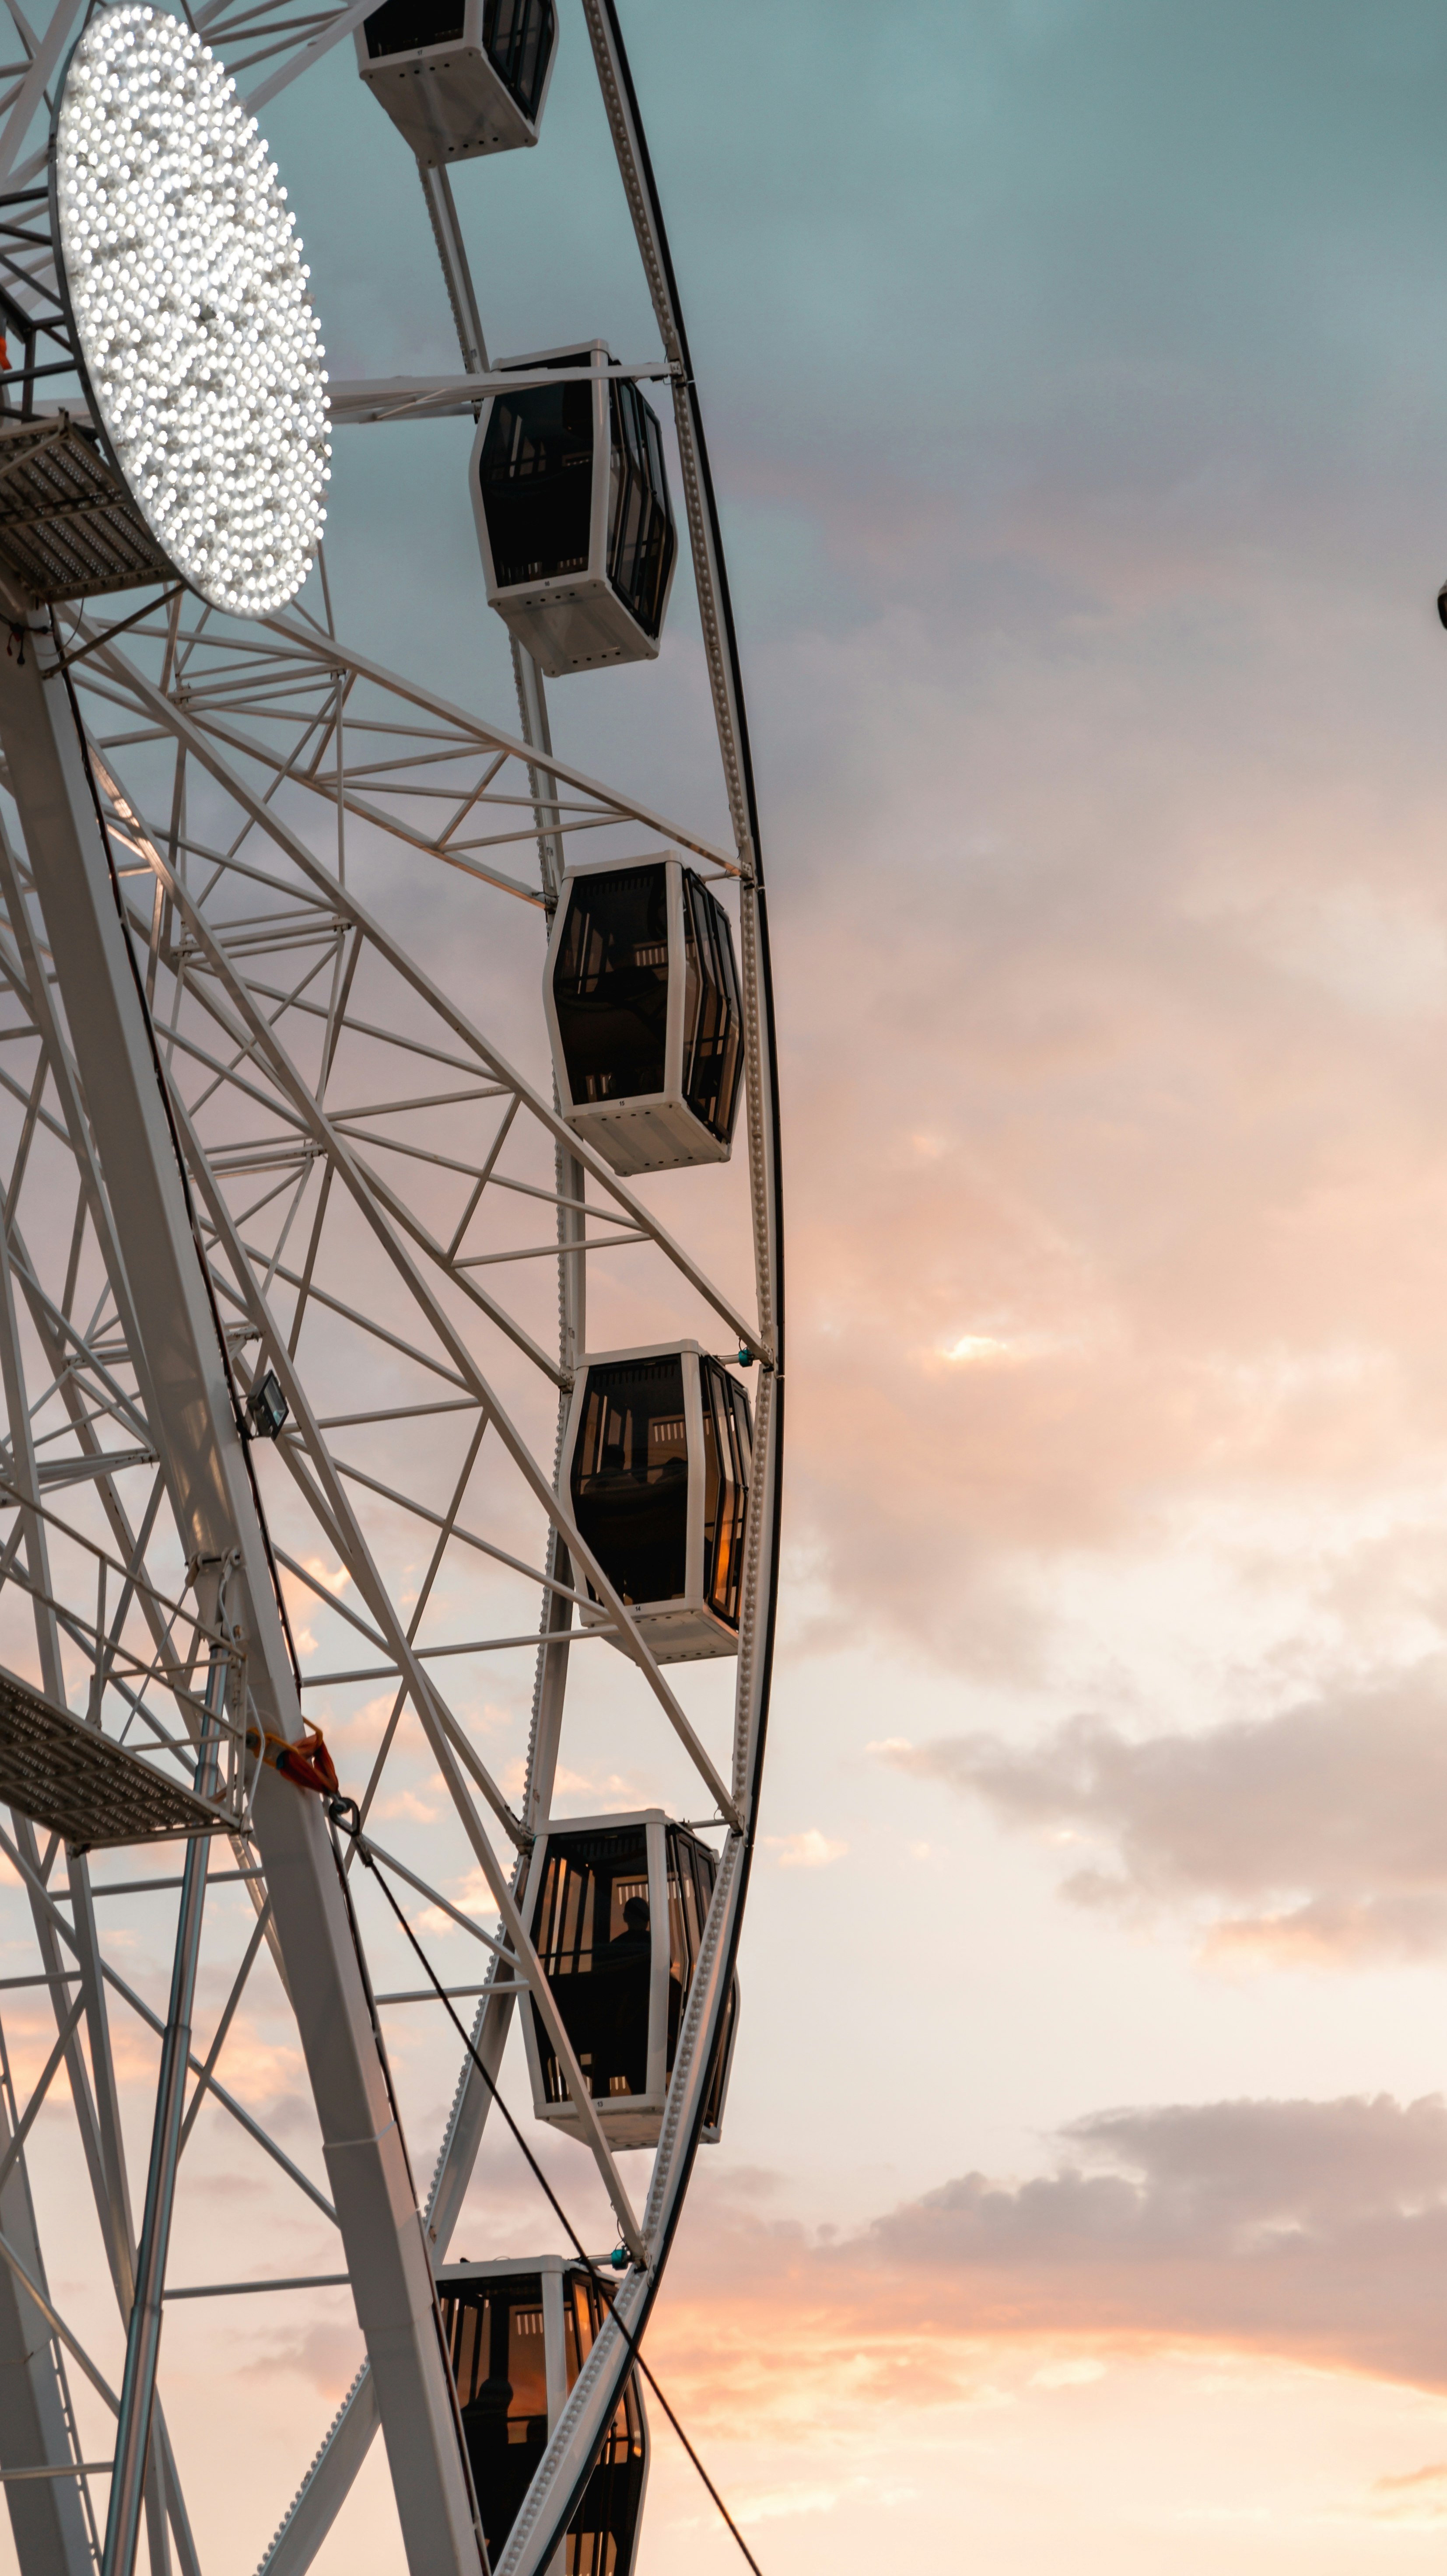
[
  {"x1": 580, "y1": 3, "x2": 1447, "y2": 2564},
  {"x1": 14, "y1": 3, "x2": 1447, "y2": 2571}
]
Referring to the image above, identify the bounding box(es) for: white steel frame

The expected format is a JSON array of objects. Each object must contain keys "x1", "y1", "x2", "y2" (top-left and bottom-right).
[
  {"x1": 354, "y1": 0, "x2": 558, "y2": 169},
  {"x1": 543, "y1": 854, "x2": 739, "y2": 1175},
  {"x1": 469, "y1": 339, "x2": 679, "y2": 678},
  {"x1": 558, "y1": 1342, "x2": 747, "y2": 1664},
  {"x1": 518, "y1": 1805, "x2": 723, "y2": 2152},
  {"x1": 0, "y1": 1, "x2": 783, "y2": 2573}
]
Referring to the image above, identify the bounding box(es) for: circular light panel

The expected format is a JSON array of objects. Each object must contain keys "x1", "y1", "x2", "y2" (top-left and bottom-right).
[{"x1": 55, "y1": 7, "x2": 330, "y2": 619}]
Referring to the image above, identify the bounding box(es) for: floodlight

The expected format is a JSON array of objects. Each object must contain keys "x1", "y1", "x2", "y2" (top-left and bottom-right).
[
  {"x1": 53, "y1": 6, "x2": 330, "y2": 619},
  {"x1": 245, "y1": 1367, "x2": 289, "y2": 1440}
]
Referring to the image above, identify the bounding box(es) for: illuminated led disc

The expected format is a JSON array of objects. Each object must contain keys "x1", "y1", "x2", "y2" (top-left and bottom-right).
[{"x1": 54, "y1": 7, "x2": 330, "y2": 618}]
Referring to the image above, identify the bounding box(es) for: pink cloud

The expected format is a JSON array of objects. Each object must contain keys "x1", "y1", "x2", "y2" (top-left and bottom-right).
[
  {"x1": 652, "y1": 2094, "x2": 1447, "y2": 2433},
  {"x1": 888, "y1": 1665, "x2": 1447, "y2": 1963}
]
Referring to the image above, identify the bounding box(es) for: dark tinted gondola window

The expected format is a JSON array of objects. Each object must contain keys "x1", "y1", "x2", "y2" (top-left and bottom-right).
[
  {"x1": 571, "y1": 1354, "x2": 688, "y2": 1607},
  {"x1": 664, "y1": 1825, "x2": 716, "y2": 2076},
  {"x1": 530, "y1": 1824, "x2": 652, "y2": 2102},
  {"x1": 483, "y1": 0, "x2": 554, "y2": 115},
  {"x1": 441, "y1": 2265, "x2": 645, "y2": 2570},
  {"x1": 564, "y1": 2274, "x2": 648, "y2": 2574},
  {"x1": 363, "y1": 0, "x2": 554, "y2": 94},
  {"x1": 699, "y1": 1359, "x2": 751, "y2": 1629},
  {"x1": 443, "y1": 2277, "x2": 549, "y2": 2562},
  {"x1": 552, "y1": 863, "x2": 669, "y2": 1107},
  {"x1": 480, "y1": 364, "x2": 594, "y2": 588},
  {"x1": 681, "y1": 872, "x2": 743, "y2": 1144},
  {"x1": 606, "y1": 381, "x2": 675, "y2": 639},
  {"x1": 363, "y1": 0, "x2": 464, "y2": 56}
]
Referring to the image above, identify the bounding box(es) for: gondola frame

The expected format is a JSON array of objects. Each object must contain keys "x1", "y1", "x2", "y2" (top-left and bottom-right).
[
  {"x1": 519, "y1": 1806, "x2": 737, "y2": 2151},
  {"x1": 544, "y1": 852, "x2": 738, "y2": 1176},
  {"x1": 560, "y1": 1339, "x2": 749, "y2": 1664},
  {"x1": 469, "y1": 340, "x2": 678, "y2": 676},
  {"x1": 355, "y1": 0, "x2": 556, "y2": 165},
  {"x1": 436, "y1": 2251, "x2": 650, "y2": 2575}
]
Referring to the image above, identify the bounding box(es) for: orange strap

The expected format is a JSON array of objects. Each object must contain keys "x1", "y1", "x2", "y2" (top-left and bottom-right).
[{"x1": 248, "y1": 1722, "x2": 339, "y2": 1800}]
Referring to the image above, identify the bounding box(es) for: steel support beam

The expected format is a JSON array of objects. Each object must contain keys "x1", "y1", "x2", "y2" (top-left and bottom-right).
[
  {"x1": 0, "y1": 618, "x2": 484, "y2": 2576},
  {"x1": 0, "y1": 2058, "x2": 92, "y2": 2575},
  {"x1": 103, "y1": 1582, "x2": 228, "y2": 2576}
]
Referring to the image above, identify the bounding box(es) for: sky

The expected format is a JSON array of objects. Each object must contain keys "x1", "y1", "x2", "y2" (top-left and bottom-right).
[{"x1": 13, "y1": 1, "x2": 1447, "y2": 2570}]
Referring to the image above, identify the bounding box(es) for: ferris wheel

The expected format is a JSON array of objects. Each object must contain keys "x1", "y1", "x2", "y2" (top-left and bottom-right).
[{"x1": 0, "y1": 0, "x2": 784, "y2": 2568}]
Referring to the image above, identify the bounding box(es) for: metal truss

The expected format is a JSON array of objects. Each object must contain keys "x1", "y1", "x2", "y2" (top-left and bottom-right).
[{"x1": 0, "y1": 0, "x2": 783, "y2": 2572}]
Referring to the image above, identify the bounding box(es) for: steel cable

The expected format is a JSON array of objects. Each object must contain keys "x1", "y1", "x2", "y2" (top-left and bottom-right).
[{"x1": 328, "y1": 1797, "x2": 765, "y2": 2576}]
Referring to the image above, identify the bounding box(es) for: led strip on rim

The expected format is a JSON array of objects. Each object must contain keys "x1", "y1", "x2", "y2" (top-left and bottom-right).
[{"x1": 53, "y1": 5, "x2": 330, "y2": 619}]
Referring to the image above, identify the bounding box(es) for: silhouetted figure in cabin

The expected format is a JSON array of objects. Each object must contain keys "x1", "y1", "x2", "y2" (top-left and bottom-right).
[
  {"x1": 461, "y1": 2373, "x2": 512, "y2": 2485},
  {"x1": 462, "y1": 2371, "x2": 545, "y2": 2559},
  {"x1": 588, "y1": 1894, "x2": 649, "y2": 2099}
]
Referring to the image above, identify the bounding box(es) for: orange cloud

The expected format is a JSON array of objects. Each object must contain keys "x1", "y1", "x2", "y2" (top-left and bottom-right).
[{"x1": 651, "y1": 2094, "x2": 1447, "y2": 2436}]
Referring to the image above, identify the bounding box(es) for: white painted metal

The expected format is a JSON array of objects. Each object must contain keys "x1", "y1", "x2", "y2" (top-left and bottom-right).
[
  {"x1": 0, "y1": 625, "x2": 486, "y2": 2576},
  {"x1": 355, "y1": 0, "x2": 556, "y2": 165},
  {"x1": 544, "y1": 855, "x2": 739, "y2": 1175},
  {"x1": 558, "y1": 1344, "x2": 747, "y2": 1664},
  {"x1": 470, "y1": 341, "x2": 678, "y2": 676},
  {"x1": 0, "y1": 2, "x2": 784, "y2": 2573}
]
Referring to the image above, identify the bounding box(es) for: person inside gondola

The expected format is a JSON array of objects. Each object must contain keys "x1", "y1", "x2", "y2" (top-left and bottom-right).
[
  {"x1": 462, "y1": 2368, "x2": 546, "y2": 2554},
  {"x1": 460, "y1": 2373, "x2": 512, "y2": 2496},
  {"x1": 591, "y1": 1893, "x2": 650, "y2": 2098}
]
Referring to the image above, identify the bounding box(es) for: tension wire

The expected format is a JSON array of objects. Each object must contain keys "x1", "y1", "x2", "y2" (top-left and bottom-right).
[{"x1": 329, "y1": 1799, "x2": 765, "y2": 2576}]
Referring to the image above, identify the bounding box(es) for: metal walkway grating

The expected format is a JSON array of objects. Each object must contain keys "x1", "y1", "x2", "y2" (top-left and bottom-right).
[
  {"x1": 0, "y1": 1665, "x2": 229, "y2": 1849},
  {"x1": 0, "y1": 413, "x2": 174, "y2": 605}
]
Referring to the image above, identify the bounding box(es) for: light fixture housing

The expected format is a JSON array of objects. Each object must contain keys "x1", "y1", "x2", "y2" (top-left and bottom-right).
[{"x1": 52, "y1": 6, "x2": 330, "y2": 619}]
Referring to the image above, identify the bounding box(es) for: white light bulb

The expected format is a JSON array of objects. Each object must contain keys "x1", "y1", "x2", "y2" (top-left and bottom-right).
[{"x1": 56, "y1": 6, "x2": 330, "y2": 619}]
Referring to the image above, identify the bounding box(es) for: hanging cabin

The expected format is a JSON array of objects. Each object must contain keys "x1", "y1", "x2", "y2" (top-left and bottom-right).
[
  {"x1": 356, "y1": 0, "x2": 555, "y2": 162},
  {"x1": 544, "y1": 855, "x2": 744, "y2": 1175},
  {"x1": 521, "y1": 1808, "x2": 739, "y2": 2150},
  {"x1": 471, "y1": 343, "x2": 676, "y2": 674},
  {"x1": 560, "y1": 1342, "x2": 751, "y2": 1663},
  {"x1": 437, "y1": 2254, "x2": 647, "y2": 2574}
]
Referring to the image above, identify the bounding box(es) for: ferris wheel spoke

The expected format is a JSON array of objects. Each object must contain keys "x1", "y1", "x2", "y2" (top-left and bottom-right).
[
  {"x1": 0, "y1": 619, "x2": 491, "y2": 2575},
  {"x1": 175, "y1": 1247, "x2": 532, "y2": 1848},
  {"x1": 0, "y1": 2003, "x2": 96, "y2": 2573},
  {"x1": 0, "y1": 0, "x2": 78, "y2": 189},
  {"x1": 0, "y1": 1816, "x2": 332, "y2": 2226},
  {"x1": 127, "y1": 934, "x2": 753, "y2": 1814}
]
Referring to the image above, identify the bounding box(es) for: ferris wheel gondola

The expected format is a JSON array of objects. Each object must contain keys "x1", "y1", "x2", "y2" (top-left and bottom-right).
[
  {"x1": 545, "y1": 854, "x2": 745, "y2": 1173},
  {"x1": 473, "y1": 341, "x2": 678, "y2": 674}
]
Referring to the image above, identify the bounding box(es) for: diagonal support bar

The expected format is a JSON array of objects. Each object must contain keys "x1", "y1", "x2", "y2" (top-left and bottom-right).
[{"x1": 102, "y1": 1588, "x2": 228, "y2": 2576}]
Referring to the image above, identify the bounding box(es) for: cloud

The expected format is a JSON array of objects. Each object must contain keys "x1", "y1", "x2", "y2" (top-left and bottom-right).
[
  {"x1": 1376, "y1": 2461, "x2": 1447, "y2": 2494},
  {"x1": 244, "y1": 2316, "x2": 363, "y2": 2401},
  {"x1": 656, "y1": 2094, "x2": 1447, "y2": 2428},
  {"x1": 765, "y1": 1830, "x2": 848, "y2": 1868},
  {"x1": 884, "y1": 1664, "x2": 1447, "y2": 1962},
  {"x1": 415, "y1": 1865, "x2": 501, "y2": 1939}
]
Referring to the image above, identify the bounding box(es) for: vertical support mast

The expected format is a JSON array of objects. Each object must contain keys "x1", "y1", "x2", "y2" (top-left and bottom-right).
[
  {"x1": 102, "y1": 1569, "x2": 228, "y2": 2576},
  {"x1": 0, "y1": 620, "x2": 485, "y2": 2576}
]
